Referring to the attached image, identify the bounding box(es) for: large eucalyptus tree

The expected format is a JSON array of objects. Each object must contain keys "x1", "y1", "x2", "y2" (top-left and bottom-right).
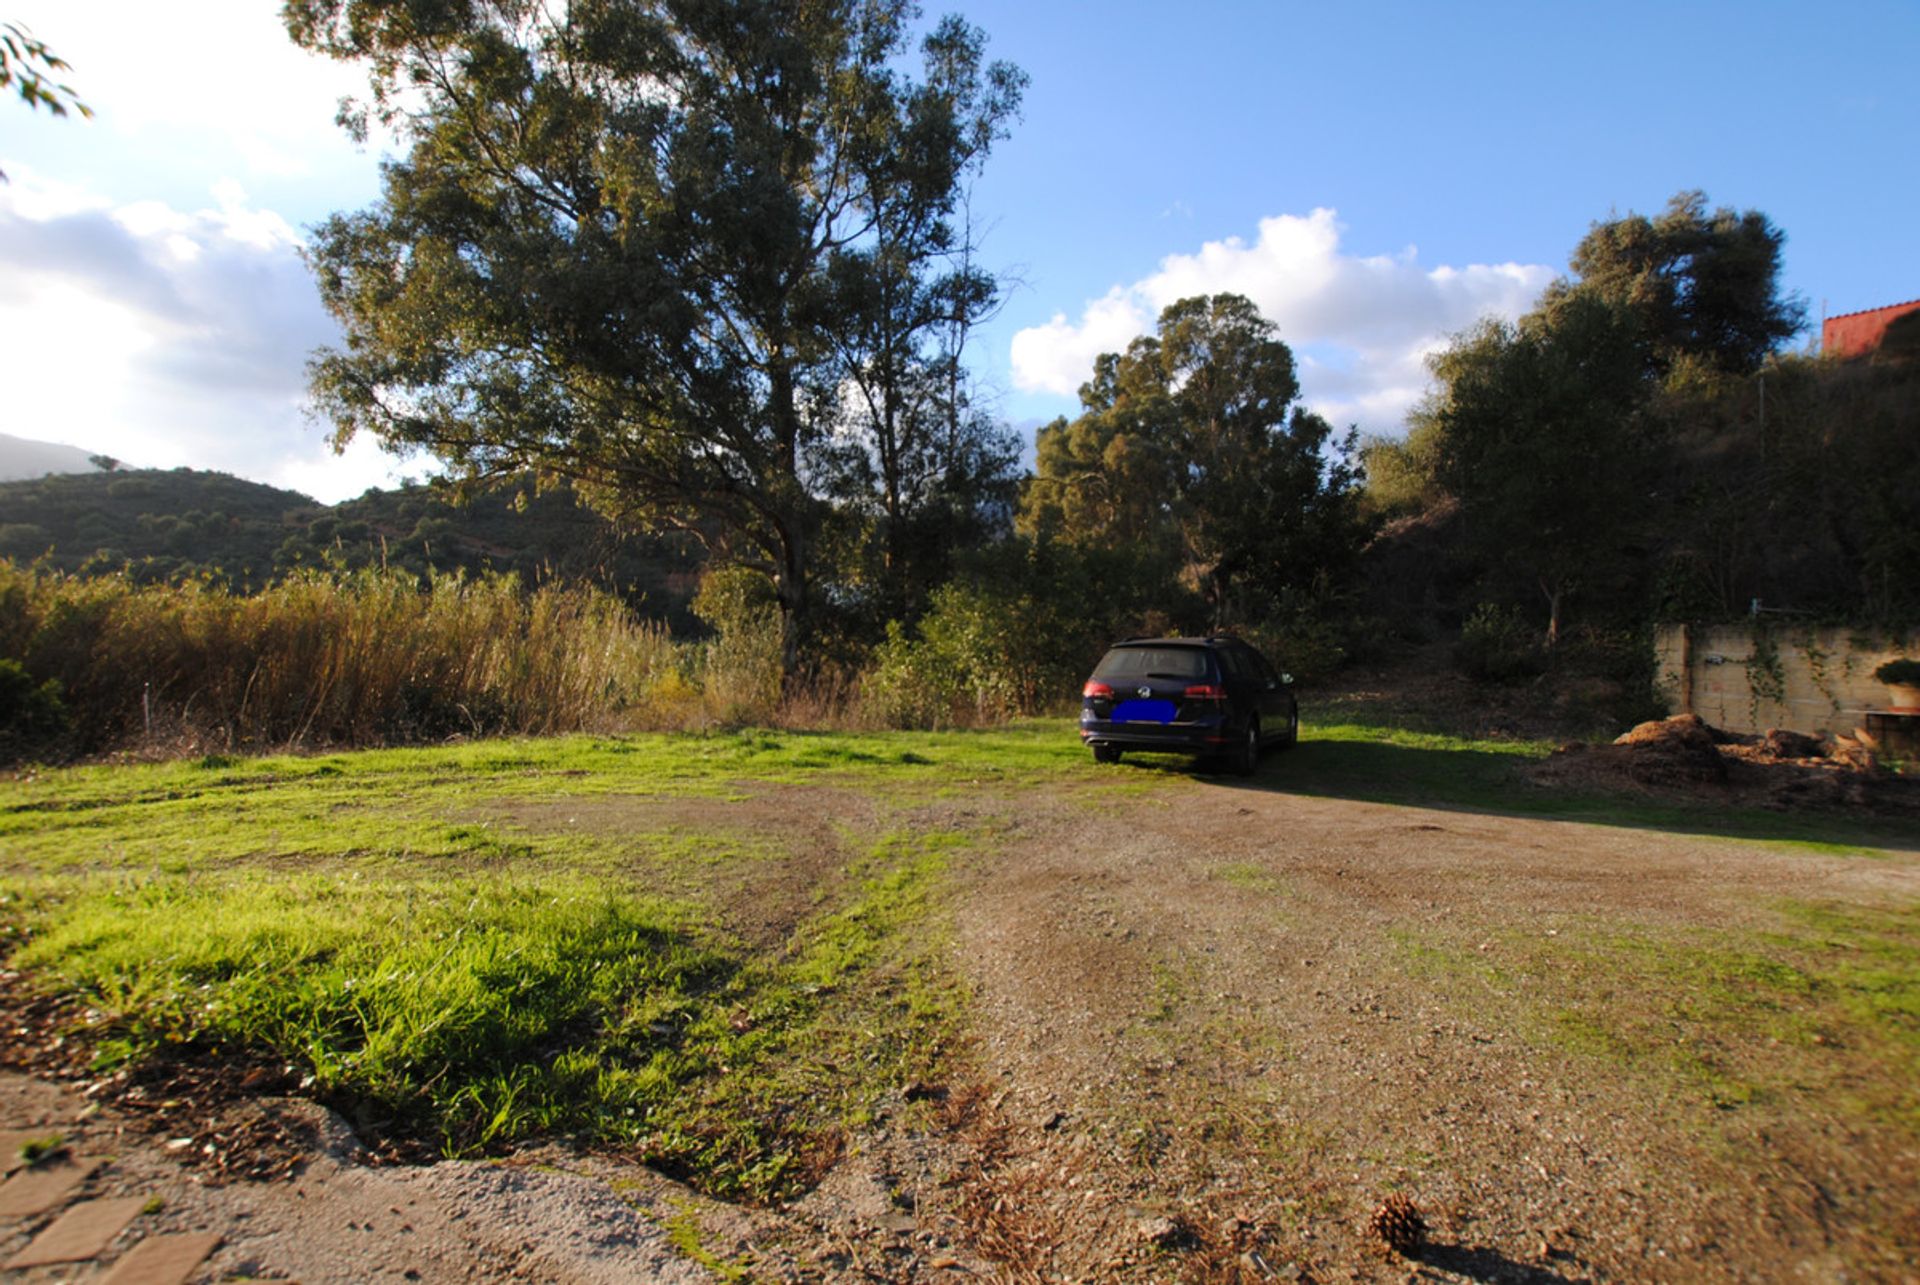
[{"x1": 285, "y1": 0, "x2": 1024, "y2": 669}]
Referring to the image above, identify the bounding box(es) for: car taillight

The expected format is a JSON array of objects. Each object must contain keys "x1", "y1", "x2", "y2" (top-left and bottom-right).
[
  {"x1": 1183, "y1": 684, "x2": 1226, "y2": 701},
  {"x1": 1083, "y1": 681, "x2": 1114, "y2": 699}
]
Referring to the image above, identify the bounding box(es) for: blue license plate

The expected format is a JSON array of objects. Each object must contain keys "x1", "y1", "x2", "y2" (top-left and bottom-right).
[{"x1": 1111, "y1": 698, "x2": 1175, "y2": 724}]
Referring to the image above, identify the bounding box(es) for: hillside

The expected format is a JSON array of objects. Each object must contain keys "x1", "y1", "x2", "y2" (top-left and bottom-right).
[
  {"x1": 0, "y1": 468, "x2": 702, "y2": 630},
  {"x1": 0, "y1": 432, "x2": 105, "y2": 482}
]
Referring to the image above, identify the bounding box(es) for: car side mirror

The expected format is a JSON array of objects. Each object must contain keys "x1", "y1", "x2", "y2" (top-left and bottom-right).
[{"x1": 1280, "y1": 673, "x2": 1293, "y2": 685}]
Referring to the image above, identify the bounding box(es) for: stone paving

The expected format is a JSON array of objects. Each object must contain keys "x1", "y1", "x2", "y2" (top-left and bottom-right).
[
  {"x1": 0, "y1": 1088, "x2": 220, "y2": 1285},
  {"x1": 1, "y1": 1069, "x2": 711, "y2": 1283}
]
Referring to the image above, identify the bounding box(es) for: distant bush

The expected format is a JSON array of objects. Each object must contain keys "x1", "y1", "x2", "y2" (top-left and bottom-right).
[
  {"x1": 0, "y1": 560, "x2": 682, "y2": 756},
  {"x1": 862, "y1": 619, "x2": 960, "y2": 730},
  {"x1": 863, "y1": 540, "x2": 1131, "y2": 728},
  {"x1": 1242, "y1": 590, "x2": 1352, "y2": 683},
  {"x1": 0, "y1": 658, "x2": 70, "y2": 760},
  {"x1": 1454, "y1": 603, "x2": 1548, "y2": 684}
]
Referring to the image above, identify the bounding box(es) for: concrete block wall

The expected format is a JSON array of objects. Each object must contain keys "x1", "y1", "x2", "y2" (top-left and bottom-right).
[{"x1": 1655, "y1": 622, "x2": 1919, "y2": 736}]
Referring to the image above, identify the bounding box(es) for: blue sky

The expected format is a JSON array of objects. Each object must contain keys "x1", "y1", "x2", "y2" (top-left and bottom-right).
[{"x1": 1, "y1": 0, "x2": 1914, "y2": 501}]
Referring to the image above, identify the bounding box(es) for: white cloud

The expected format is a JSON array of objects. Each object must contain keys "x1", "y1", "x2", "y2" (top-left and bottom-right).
[
  {"x1": 1011, "y1": 208, "x2": 1556, "y2": 433},
  {"x1": 0, "y1": 171, "x2": 411, "y2": 503},
  {"x1": 9, "y1": 0, "x2": 372, "y2": 182}
]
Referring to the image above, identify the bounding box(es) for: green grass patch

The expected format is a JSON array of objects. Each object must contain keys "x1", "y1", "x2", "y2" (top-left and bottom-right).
[
  {"x1": 18, "y1": 1133, "x2": 63, "y2": 1165},
  {"x1": 1209, "y1": 860, "x2": 1286, "y2": 894},
  {"x1": 5, "y1": 824, "x2": 971, "y2": 1198},
  {"x1": 0, "y1": 727, "x2": 1028, "y2": 1198}
]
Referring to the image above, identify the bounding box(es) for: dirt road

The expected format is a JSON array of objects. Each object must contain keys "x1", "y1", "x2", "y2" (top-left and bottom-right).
[{"x1": 933, "y1": 775, "x2": 1920, "y2": 1281}]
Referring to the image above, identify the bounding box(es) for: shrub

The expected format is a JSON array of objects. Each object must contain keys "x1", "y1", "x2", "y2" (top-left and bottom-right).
[
  {"x1": 1242, "y1": 593, "x2": 1350, "y2": 683},
  {"x1": 862, "y1": 620, "x2": 960, "y2": 729},
  {"x1": 0, "y1": 658, "x2": 70, "y2": 761},
  {"x1": 1454, "y1": 602, "x2": 1547, "y2": 684}
]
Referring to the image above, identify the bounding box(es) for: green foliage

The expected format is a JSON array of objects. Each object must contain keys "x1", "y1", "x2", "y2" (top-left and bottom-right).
[
  {"x1": 1649, "y1": 353, "x2": 1920, "y2": 623},
  {"x1": 862, "y1": 620, "x2": 961, "y2": 730},
  {"x1": 1363, "y1": 191, "x2": 1862, "y2": 655},
  {"x1": 0, "y1": 21, "x2": 87, "y2": 115},
  {"x1": 864, "y1": 582, "x2": 1042, "y2": 727},
  {"x1": 1020, "y1": 293, "x2": 1367, "y2": 629},
  {"x1": 287, "y1": 0, "x2": 1024, "y2": 669},
  {"x1": 863, "y1": 536, "x2": 1158, "y2": 728},
  {"x1": 1548, "y1": 190, "x2": 1805, "y2": 374},
  {"x1": 1453, "y1": 603, "x2": 1548, "y2": 684},
  {"x1": 1241, "y1": 602, "x2": 1349, "y2": 683},
  {"x1": 0, "y1": 21, "x2": 90, "y2": 179},
  {"x1": 0, "y1": 658, "x2": 68, "y2": 760},
  {"x1": 1354, "y1": 424, "x2": 1444, "y2": 520},
  {"x1": 1417, "y1": 293, "x2": 1662, "y2": 645}
]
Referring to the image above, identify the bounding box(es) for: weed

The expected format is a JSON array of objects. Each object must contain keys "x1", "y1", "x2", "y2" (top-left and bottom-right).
[
  {"x1": 1211, "y1": 861, "x2": 1286, "y2": 894},
  {"x1": 18, "y1": 1133, "x2": 63, "y2": 1165},
  {"x1": 662, "y1": 1200, "x2": 753, "y2": 1282}
]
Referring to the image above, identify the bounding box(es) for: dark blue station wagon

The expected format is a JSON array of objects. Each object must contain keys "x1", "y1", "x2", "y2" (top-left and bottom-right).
[{"x1": 1078, "y1": 636, "x2": 1297, "y2": 775}]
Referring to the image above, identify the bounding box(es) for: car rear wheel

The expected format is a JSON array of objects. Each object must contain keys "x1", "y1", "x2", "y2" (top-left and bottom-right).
[
  {"x1": 1234, "y1": 718, "x2": 1260, "y2": 777},
  {"x1": 1093, "y1": 744, "x2": 1123, "y2": 764},
  {"x1": 1276, "y1": 705, "x2": 1298, "y2": 749}
]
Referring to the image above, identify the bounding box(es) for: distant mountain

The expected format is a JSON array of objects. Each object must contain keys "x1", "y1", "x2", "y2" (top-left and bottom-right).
[
  {"x1": 0, "y1": 468, "x2": 702, "y2": 631},
  {"x1": 0, "y1": 432, "x2": 105, "y2": 482}
]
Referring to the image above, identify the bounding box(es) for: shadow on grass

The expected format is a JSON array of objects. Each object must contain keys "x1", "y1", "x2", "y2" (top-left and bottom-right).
[{"x1": 1111, "y1": 738, "x2": 1920, "y2": 854}]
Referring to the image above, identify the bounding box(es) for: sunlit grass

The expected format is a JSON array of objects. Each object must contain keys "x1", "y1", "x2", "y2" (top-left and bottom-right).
[{"x1": 0, "y1": 727, "x2": 1077, "y2": 1196}]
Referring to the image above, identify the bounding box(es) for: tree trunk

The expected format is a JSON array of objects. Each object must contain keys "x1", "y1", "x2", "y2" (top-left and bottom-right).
[
  {"x1": 776, "y1": 526, "x2": 809, "y2": 684},
  {"x1": 1541, "y1": 578, "x2": 1563, "y2": 649}
]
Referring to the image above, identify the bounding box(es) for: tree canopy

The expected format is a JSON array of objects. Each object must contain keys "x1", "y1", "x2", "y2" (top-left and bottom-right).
[
  {"x1": 1416, "y1": 294, "x2": 1658, "y2": 645},
  {"x1": 1369, "y1": 191, "x2": 1882, "y2": 653},
  {"x1": 1021, "y1": 293, "x2": 1362, "y2": 628},
  {"x1": 1542, "y1": 190, "x2": 1804, "y2": 374},
  {"x1": 286, "y1": 0, "x2": 1025, "y2": 669}
]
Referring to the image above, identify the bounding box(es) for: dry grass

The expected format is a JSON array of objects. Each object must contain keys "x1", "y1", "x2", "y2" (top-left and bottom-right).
[{"x1": 1, "y1": 561, "x2": 685, "y2": 754}]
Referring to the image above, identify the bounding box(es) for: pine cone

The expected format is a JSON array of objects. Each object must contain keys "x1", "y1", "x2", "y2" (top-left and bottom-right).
[{"x1": 1368, "y1": 1192, "x2": 1425, "y2": 1254}]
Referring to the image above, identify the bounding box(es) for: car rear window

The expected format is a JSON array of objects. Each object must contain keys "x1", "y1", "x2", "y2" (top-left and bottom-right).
[{"x1": 1093, "y1": 647, "x2": 1211, "y2": 680}]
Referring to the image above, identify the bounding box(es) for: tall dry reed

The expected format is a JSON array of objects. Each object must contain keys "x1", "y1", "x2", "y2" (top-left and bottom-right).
[{"x1": 0, "y1": 561, "x2": 687, "y2": 753}]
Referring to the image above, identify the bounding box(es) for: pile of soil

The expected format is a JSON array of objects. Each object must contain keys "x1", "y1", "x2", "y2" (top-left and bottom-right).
[{"x1": 1529, "y1": 714, "x2": 1920, "y2": 816}]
